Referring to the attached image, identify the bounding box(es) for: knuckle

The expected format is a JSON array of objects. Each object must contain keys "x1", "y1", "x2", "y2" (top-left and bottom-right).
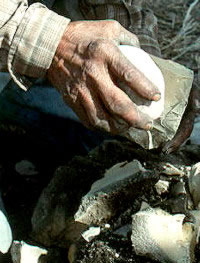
[
  {"x1": 106, "y1": 20, "x2": 120, "y2": 31},
  {"x1": 84, "y1": 62, "x2": 100, "y2": 81},
  {"x1": 106, "y1": 94, "x2": 118, "y2": 113},
  {"x1": 87, "y1": 39, "x2": 113, "y2": 57},
  {"x1": 107, "y1": 94, "x2": 126, "y2": 114},
  {"x1": 123, "y1": 69, "x2": 134, "y2": 83},
  {"x1": 87, "y1": 40, "x2": 104, "y2": 54}
]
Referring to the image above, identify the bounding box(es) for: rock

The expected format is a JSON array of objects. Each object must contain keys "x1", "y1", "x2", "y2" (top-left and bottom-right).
[
  {"x1": 31, "y1": 140, "x2": 188, "y2": 250},
  {"x1": 31, "y1": 156, "x2": 103, "y2": 248},
  {"x1": 119, "y1": 47, "x2": 193, "y2": 149},
  {"x1": 189, "y1": 162, "x2": 200, "y2": 208},
  {"x1": 189, "y1": 210, "x2": 200, "y2": 240},
  {"x1": 114, "y1": 225, "x2": 131, "y2": 238},
  {"x1": 82, "y1": 227, "x2": 101, "y2": 242},
  {"x1": 162, "y1": 180, "x2": 188, "y2": 213},
  {"x1": 140, "y1": 201, "x2": 151, "y2": 211},
  {"x1": 131, "y1": 208, "x2": 198, "y2": 263},
  {"x1": 164, "y1": 195, "x2": 188, "y2": 214},
  {"x1": 15, "y1": 160, "x2": 38, "y2": 176},
  {"x1": 190, "y1": 116, "x2": 200, "y2": 145},
  {"x1": 158, "y1": 162, "x2": 185, "y2": 177},
  {"x1": 75, "y1": 160, "x2": 157, "y2": 225},
  {"x1": 0, "y1": 210, "x2": 12, "y2": 254},
  {"x1": 171, "y1": 181, "x2": 186, "y2": 196}
]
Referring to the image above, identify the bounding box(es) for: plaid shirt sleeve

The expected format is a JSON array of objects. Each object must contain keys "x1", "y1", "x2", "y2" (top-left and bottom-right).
[
  {"x1": 0, "y1": 1, "x2": 70, "y2": 90},
  {"x1": 80, "y1": 0, "x2": 161, "y2": 57}
]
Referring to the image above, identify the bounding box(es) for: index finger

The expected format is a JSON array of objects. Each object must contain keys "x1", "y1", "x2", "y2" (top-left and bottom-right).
[
  {"x1": 106, "y1": 43, "x2": 161, "y2": 101},
  {"x1": 90, "y1": 68, "x2": 153, "y2": 131}
]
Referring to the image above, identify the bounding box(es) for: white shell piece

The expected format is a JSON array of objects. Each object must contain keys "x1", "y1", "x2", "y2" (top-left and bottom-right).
[
  {"x1": 131, "y1": 208, "x2": 197, "y2": 263},
  {"x1": 0, "y1": 210, "x2": 12, "y2": 253},
  {"x1": 118, "y1": 45, "x2": 165, "y2": 120},
  {"x1": 82, "y1": 227, "x2": 101, "y2": 242},
  {"x1": 154, "y1": 180, "x2": 170, "y2": 195},
  {"x1": 20, "y1": 242, "x2": 47, "y2": 263}
]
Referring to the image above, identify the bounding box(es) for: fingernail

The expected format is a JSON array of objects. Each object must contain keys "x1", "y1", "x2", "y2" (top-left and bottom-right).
[{"x1": 152, "y1": 93, "x2": 161, "y2": 101}]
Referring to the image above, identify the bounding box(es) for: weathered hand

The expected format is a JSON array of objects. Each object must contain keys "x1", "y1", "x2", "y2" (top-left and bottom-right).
[{"x1": 47, "y1": 20, "x2": 161, "y2": 134}]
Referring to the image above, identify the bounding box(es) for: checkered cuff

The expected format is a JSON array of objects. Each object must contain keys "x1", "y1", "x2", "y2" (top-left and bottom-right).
[{"x1": 8, "y1": 3, "x2": 70, "y2": 90}]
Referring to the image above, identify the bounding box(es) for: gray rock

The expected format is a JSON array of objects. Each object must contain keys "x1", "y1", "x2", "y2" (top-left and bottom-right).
[
  {"x1": 15, "y1": 160, "x2": 38, "y2": 176},
  {"x1": 31, "y1": 140, "x2": 188, "y2": 250},
  {"x1": 190, "y1": 116, "x2": 200, "y2": 145},
  {"x1": 75, "y1": 160, "x2": 157, "y2": 225},
  {"x1": 31, "y1": 156, "x2": 104, "y2": 248},
  {"x1": 114, "y1": 224, "x2": 131, "y2": 238},
  {"x1": 171, "y1": 181, "x2": 186, "y2": 196}
]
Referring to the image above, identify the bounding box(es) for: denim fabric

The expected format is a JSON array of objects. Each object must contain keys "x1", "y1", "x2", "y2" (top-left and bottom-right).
[{"x1": 0, "y1": 79, "x2": 112, "y2": 155}]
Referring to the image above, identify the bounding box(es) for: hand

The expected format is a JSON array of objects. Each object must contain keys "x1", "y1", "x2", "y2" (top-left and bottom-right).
[{"x1": 47, "y1": 20, "x2": 161, "y2": 134}]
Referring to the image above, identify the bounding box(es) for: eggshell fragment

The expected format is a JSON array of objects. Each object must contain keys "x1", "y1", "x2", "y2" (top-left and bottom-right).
[
  {"x1": 131, "y1": 208, "x2": 198, "y2": 263},
  {"x1": 0, "y1": 210, "x2": 12, "y2": 253}
]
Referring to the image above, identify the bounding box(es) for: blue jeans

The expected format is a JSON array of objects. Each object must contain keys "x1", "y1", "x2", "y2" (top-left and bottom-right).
[{"x1": 0, "y1": 76, "x2": 111, "y2": 157}]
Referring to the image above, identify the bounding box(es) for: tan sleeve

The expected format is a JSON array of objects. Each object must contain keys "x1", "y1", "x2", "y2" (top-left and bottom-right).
[{"x1": 0, "y1": 1, "x2": 70, "y2": 90}]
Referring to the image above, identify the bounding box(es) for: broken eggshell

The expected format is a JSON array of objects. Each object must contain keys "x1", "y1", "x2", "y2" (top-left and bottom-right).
[
  {"x1": 11, "y1": 241, "x2": 48, "y2": 263},
  {"x1": 131, "y1": 208, "x2": 198, "y2": 263},
  {"x1": 0, "y1": 210, "x2": 12, "y2": 254}
]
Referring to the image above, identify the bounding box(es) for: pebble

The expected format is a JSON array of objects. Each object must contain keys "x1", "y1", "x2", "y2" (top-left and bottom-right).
[{"x1": 15, "y1": 160, "x2": 38, "y2": 176}]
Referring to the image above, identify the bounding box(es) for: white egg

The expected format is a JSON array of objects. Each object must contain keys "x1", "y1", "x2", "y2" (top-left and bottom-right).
[{"x1": 118, "y1": 45, "x2": 165, "y2": 120}]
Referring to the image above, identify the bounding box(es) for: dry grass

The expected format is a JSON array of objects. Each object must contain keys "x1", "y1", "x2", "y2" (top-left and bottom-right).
[{"x1": 148, "y1": 0, "x2": 200, "y2": 82}]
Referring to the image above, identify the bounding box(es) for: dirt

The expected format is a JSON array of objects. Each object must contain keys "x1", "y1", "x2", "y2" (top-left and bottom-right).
[{"x1": 1, "y1": 131, "x2": 200, "y2": 263}]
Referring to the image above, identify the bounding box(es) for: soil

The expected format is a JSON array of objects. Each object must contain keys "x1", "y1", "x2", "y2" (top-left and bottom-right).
[{"x1": 1, "y1": 131, "x2": 200, "y2": 263}]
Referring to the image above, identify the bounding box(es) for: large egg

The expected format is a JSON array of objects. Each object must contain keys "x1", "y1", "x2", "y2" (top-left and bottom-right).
[{"x1": 118, "y1": 45, "x2": 165, "y2": 120}]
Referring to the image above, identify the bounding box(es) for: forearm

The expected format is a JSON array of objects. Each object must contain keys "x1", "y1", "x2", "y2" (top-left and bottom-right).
[{"x1": 0, "y1": 0, "x2": 70, "y2": 90}]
